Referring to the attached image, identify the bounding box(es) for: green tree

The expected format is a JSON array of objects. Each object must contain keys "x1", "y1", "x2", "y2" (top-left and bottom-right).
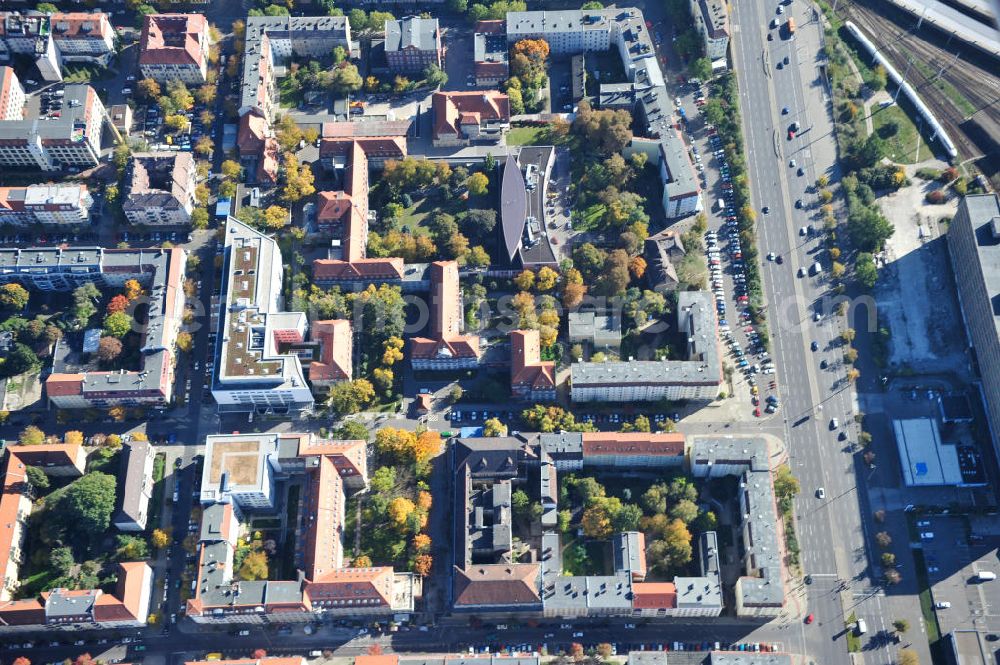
[
  {"x1": 329, "y1": 62, "x2": 363, "y2": 94},
  {"x1": 893, "y1": 618, "x2": 909, "y2": 633},
  {"x1": 370, "y1": 466, "x2": 397, "y2": 494},
  {"x1": 50, "y1": 546, "x2": 75, "y2": 576},
  {"x1": 72, "y1": 282, "x2": 101, "y2": 328},
  {"x1": 424, "y1": 64, "x2": 448, "y2": 88},
  {"x1": 669, "y1": 499, "x2": 699, "y2": 524},
  {"x1": 511, "y1": 488, "x2": 531, "y2": 520},
  {"x1": 4, "y1": 343, "x2": 40, "y2": 376},
  {"x1": 26, "y1": 466, "x2": 49, "y2": 490},
  {"x1": 855, "y1": 252, "x2": 878, "y2": 289},
  {"x1": 0, "y1": 283, "x2": 30, "y2": 310},
  {"x1": 116, "y1": 534, "x2": 150, "y2": 561},
  {"x1": 612, "y1": 503, "x2": 643, "y2": 532},
  {"x1": 103, "y1": 312, "x2": 133, "y2": 338},
  {"x1": 61, "y1": 472, "x2": 117, "y2": 536},
  {"x1": 337, "y1": 420, "x2": 370, "y2": 441},
  {"x1": 36, "y1": 2, "x2": 59, "y2": 12},
  {"x1": 691, "y1": 57, "x2": 712, "y2": 81}
]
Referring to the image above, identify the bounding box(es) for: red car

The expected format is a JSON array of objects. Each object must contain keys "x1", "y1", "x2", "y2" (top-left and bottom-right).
[
  {"x1": 754, "y1": 407, "x2": 762, "y2": 417},
  {"x1": 805, "y1": 614, "x2": 814, "y2": 624},
  {"x1": 788, "y1": 129, "x2": 796, "y2": 140}
]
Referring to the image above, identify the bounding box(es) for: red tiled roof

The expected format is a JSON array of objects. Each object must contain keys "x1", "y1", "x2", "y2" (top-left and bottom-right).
[
  {"x1": 50, "y1": 12, "x2": 113, "y2": 41},
  {"x1": 474, "y1": 62, "x2": 510, "y2": 77},
  {"x1": 581, "y1": 432, "x2": 686, "y2": 457},
  {"x1": 632, "y1": 582, "x2": 677, "y2": 609},
  {"x1": 432, "y1": 91, "x2": 509, "y2": 140},
  {"x1": 355, "y1": 657, "x2": 399, "y2": 665},
  {"x1": 304, "y1": 566, "x2": 393, "y2": 605},
  {"x1": 301, "y1": 456, "x2": 344, "y2": 579},
  {"x1": 312, "y1": 257, "x2": 405, "y2": 282},
  {"x1": 510, "y1": 329, "x2": 555, "y2": 391},
  {"x1": 0, "y1": 598, "x2": 45, "y2": 625},
  {"x1": 139, "y1": 14, "x2": 208, "y2": 68},
  {"x1": 238, "y1": 113, "x2": 268, "y2": 154},
  {"x1": 453, "y1": 564, "x2": 540, "y2": 606},
  {"x1": 409, "y1": 261, "x2": 480, "y2": 360},
  {"x1": 308, "y1": 319, "x2": 352, "y2": 384},
  {"x1": 45, "y1": 373, "x2": 84, "y2": 397}
]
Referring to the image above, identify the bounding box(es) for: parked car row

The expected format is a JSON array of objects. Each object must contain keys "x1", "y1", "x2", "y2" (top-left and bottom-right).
[{"x1": 703, "y1": 120, "x2": 778, "y2": 416}]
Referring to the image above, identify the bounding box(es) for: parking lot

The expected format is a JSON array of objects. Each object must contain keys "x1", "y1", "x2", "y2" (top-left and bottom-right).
[
  {"x1": 678, "y1": 80, "x2": 779, "y2": 419},
  {"x1": 920, "y1": 515, "x2": 1000, "y2": 636}
]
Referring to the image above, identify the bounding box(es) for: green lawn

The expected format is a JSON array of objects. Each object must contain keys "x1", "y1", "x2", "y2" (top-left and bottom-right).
[
  {"x1": 278, "y1": 77, "x2": 303, "y2": 108},
  {"x1": 911, "y1": 548, "x2": 942, "y2": 644},
  {"x1": 910, "y1": 58, "x2": 977, "y2": 117},
  {"x1": 845, "y1": 612, "x2": 862, "y2": 652},
  {"x1": 571, "y1": 202, "x2": 606, "y2": 232},
  {"x1": 507, "y1": 124, "x2": 580, "y2": 148},
  {"x1": 870, "y1": 104, "x2": 933, "y2": 164},
  {"x1": 562, "y1": 537, "x2": 607, "y2": 576},
  {"x1": 399, "y1": 195, "x2": 465, "y2": 234}
]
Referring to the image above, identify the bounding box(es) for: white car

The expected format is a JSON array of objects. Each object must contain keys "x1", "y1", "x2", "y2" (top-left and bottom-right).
[
  {"x1": 935, "y1": 601, "x2": 951, "y2": 609},
  {"x1": 572, "y1": 632, "x2": 584, "y2": 638},
  {"x1": 816, "y1": 487, "x2": 825, "y2": 499},
  {"x1": 921, "y1": 532, "x2": 935, "y2": 540}
]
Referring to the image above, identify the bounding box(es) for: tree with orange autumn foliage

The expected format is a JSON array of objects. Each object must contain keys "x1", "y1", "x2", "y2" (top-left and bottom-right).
[
  {"x1": 353, "y1": 555, "x2": 372, "y2": 567},
  {"x1": 511, "y1": 38, "x2": 550, "y2": 61},
  {"x1": 107, "y1": 294, "x2": 129, "y2": 314},
  {"x1": 629, "y1": 256, "x2": 647, "y2": 280},
  {"x1": 413, "y1": 554, "x2": 433, "y2": 577},
  {"x1": 13, "y1": 657, "x2": 31, "y2": 665},
  {"x1": 367, "y1": 645, "x2": 383, "y2": 656},
  {"x1": 388, "y1": 497, "x2": 416, "y2": 529},
  {"x1": 123, "y1": 279, "x2": 143, "y2": 301},
  {"x1": 412, "y1": 533, "x2": 431, "y2": 553},
  {"x1": 417, "y1": 490, "x2": 432, "y2": 511},
  {"x1": 413, "y1": 430, "x2": 441, "y2": 465}
]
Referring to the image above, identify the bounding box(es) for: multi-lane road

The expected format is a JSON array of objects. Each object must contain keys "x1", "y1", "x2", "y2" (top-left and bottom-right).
[{"x1": 727, "y1": 0, "x2": 920, "y2": 663}]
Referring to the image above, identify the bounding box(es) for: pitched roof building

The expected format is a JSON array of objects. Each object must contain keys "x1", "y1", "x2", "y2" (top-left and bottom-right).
[
  {"x1": 113, "y1": 440, "x2": 156, "y2": 532},
  {"x1": 138, "y1": 13, "x2": 210, "y2": 84},
  {"x1": 510, "y1": 329, "x2": 555, "y2": 401},
  {"x1": 307, "y1": 319, "x2": 352, "y2": 388},
  {"x1": 123, "y1": 152, "x2": 197, "y2": 227},
  {"x1": 410, "y1": 261, "x2": 481, "y2": 370},
  {"x1": 384, "y1": 17, "x2": 442, "y2": 73},
  {"x1": 431, "y1": 91, "x2": 510, "y2": 147}
]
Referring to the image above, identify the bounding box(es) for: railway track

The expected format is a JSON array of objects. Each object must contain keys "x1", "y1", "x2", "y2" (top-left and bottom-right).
[{"x1": 837, "y1": 0, "x2": 1000, "y2": 162}]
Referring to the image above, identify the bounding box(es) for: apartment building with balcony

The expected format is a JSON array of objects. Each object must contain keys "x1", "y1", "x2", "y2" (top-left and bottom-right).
[
  {"x1": 123, "y1": 152, "x2": 197, "y2": 227},
  {"x1": 0, "y1": 183, "x2": 93, "y2": 226}
]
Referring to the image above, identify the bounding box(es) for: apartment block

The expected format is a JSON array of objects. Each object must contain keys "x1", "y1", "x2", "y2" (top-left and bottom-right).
[
  {"x1": 0, "y1": 84, "x2": 106, "y2": 171},
  {"x1": 570, "y1": 291, "x2": 721, "y2": 402},
  {"x1": 0, "y1": 246, "x2": 186, "y2": 409},
  {"x1": 384, "y1": 17, "x2": 441, "y2": 73},
  {"x1": 48, "y1": 12, "x2": 116, "y2": 64},
  {"x1": 212, "y1": 217, "x2": 314, "y2": 415},
  {"x1": 474, "y1": 21, "x2": 509, "y2": 87},
  {"x1": 0, "y1": 183, "x2": 93, "y2": 226},
  {"x1": 123, "y1": 152, "x2": 197, "y2": 226},
  {"x1": 0, "y1": 66, "x2": 24, "y2": 121},
  {"x1": 510, "y1": 329, "x2": 556, "y2": 401},
  {"x1": 948, "y1": 194, "x2": 1000, "y2": 462},
  {"x1": 506, "y1": 8, "x2": 702, "y2": 219},
  {"x1": 138, "y1": 13, "x2": 209, "y2": 84},
  {"x1": 690, "y1": 0, "x2": 730, "y2": 61},
  {"x1": 240, "y1": 16, "x2": 352, "y2": 121},
  {"x1": 1, "y1": 12, "x2": 115, "y2": 66},
  {"x1": 113, "y1": 440, "x2": 156, "y2": 532}
]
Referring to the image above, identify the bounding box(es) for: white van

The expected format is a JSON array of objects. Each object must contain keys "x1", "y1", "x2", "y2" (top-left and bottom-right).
[
  {"x1": 855, "y1": 619, "x2": 867, "y2": 635},
  {"x1": 716, "y1": 198, "x2": 726, "y2": 211},
  {"x1": 977, "y1": 571, "x2": 997, "y2": 581},
  {"x1": 810, "y1": 262, "x2": 822, "y2": 275}
]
